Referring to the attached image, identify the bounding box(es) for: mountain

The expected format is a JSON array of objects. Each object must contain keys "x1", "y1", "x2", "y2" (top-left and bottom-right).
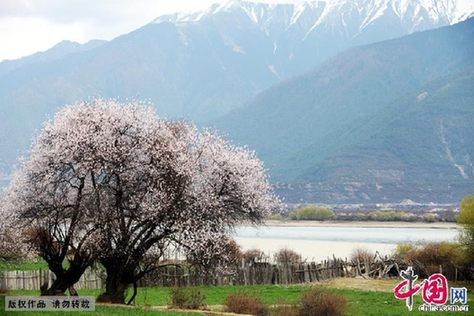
[
  {"x1": 0, "y1": 40, "x2": 106, "y2": 77},
  {"x1": 0, "y1": 0, "x2": 473, "y2": 187},
  {"x1": 212, "y1": 17, "x2": 474, "y2": 203},
  {"x1": 283, "y1": 71, "x2": 474, "y2": 203}
]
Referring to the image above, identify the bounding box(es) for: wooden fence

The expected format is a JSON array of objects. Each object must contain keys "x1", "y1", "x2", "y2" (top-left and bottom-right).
[
  {"x1": 0, "y1": 258, "x2": 349, "y2": 290},
  {"x1": 1, "y1": 254, "x2": 467, "y2": 291},
  {"x1": 0, "y1": 268, "x2": 104, "y2": 291},
  {"x1": 139, "y1": 257, "x2": 349, "y2": 287}
]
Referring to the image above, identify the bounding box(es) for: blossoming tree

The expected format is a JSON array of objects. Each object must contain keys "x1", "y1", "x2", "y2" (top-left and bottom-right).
[
  {"x1": 3, "y1": 99, "x2": 280, "y2": 303},
  {"x1": 0, "y1": 201, "x2": 31, "y2": 260}
]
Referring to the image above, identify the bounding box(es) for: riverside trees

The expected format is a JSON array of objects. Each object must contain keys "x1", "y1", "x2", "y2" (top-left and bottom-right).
[
  {"x1": 2, "y1": 99, "x2": 280, "y2": 303},
  {"x1": 458, "y1": 195, "x2": 474, "y2": 263}
]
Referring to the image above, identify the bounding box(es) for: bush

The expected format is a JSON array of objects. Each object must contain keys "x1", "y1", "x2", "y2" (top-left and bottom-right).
[
  {"x1": 274, "y1": 248, "x2": 302, "y2": 264},
  {"x1": 289, "y1": 206, "x2": 335, "y2": 221},
  {"x1": 367, "y1": 210, "x2": 411, "y2": 221},
  {"x1": 169, "y1": 287, "x2": 205, "y2": 309},
  {"x1": 186, "y1": 238, "x2": 243, "y2": 272},
  {"x1": 243, "y1": 249, "x2": 268, "y2": 264},
  {"x1": 423, "y1": 213, "x2": 438, "y2": 222},
  {"x1": 298, "y1": 288, "x2": 346, "y2": 316},
  {"x1": 224, "y1": 293, "x2": 268, "y2": 316},
  {"x1": 350, "y1": 247, "x2": 374, "y2": 265},
  {"x1": 458, "y1": 195, "x2": 474, "y2": 263},
  {"x1": 394, "y1": 242, "x2": 466, "y2": 279},
  {"x1": 394, "y1": 243, "x2": 414, "y2": 260}
]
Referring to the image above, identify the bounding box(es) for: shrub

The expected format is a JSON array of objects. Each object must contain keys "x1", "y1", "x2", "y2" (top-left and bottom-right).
[
  {"x1": 274, "y1": 248, "x2": 302, "y2": 264},
  {"x1": 169, "y1": 287, "x2": 205, "y2": 309},
  {"x1": 289, "y1": 206, "x2": 335, "y2": 221},
  {"x1": 243, "y1": 249, "x2": 268, "y2": 264},
  {"x1": 224, "y1": 293, "x2": 268, "y2": 316},
  {"x1": 186, "y1": 238, "x2": 243, "y2": 275},
  {"x1": 394, "y1": 242, "x2": 466, "y2": 279},
  {"x1": 225, "y1": 239, "x2": 244, "y2": 263},
  {"x1": 298, "y1": 288, "x2": 346, "y2": 316},
  {"x1": 350, "y1": 247, "x2": 374, "y2": 265},
  {"x1": 367, "y1": 210, "x2": 411, "y2": 221},
  {"x1": 423, "y1": 213, "x2": 438, "y2": 222},
  {"x1": 458, "y1": 195, "x2": 474, "y2": 263},
  {"x1": 394, "y1": 243, "x2": 414, "y2": 260}
]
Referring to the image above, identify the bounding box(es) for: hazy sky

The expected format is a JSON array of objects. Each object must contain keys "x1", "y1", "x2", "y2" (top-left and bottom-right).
[{"x1": 0, "y1": 0, "x2": 304, "y2": 61}]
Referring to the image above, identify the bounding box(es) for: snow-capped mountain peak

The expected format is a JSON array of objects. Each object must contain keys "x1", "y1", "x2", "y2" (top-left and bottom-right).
[
  {"x1": 152, "y1": 0, "x2": 474, "y2": 34},
  {"x1": 147, "y1": 0, "x2": 474, "y2": 89}
]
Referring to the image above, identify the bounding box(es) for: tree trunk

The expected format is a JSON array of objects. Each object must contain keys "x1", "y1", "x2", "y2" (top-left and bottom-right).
[
  {"x1": 41, "y1": 267, "x2": 86, "y2": 295},
  {"x1": 126, "y1": 281, "x2": 138, "y2": 305},
  {"x1": 97, "y1": 267, "x2": 130, "y2": 304},
  {"x1": 41, "y1": 273, "x2": 69, "y2": 295}
]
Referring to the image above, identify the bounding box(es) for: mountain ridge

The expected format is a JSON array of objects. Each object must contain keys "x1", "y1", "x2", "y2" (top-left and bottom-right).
[
  {"x1": 212, "y1": 17, "x2": 474, "y2": 203},
  {"x1": 0, "y1": 1, "x2": 473, "y2": 204},
  {"x1": 0, "y1": 40, "x2": 106, "y2": 78},
  {"x1": 154, "y1": 0, "x2": 474, "y2": 30}
]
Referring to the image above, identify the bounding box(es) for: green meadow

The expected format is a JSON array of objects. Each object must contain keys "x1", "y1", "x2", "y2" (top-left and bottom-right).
[{"x1": 2, "y1": 280, "x2": 471, "y2": 315}]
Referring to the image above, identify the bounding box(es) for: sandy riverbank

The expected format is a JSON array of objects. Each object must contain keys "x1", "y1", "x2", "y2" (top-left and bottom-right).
[{"x1": 262, "y1": 220, "x2": 459, "y2": 229}]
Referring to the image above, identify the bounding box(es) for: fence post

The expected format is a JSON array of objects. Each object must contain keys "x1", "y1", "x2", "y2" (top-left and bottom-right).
[{"x1": 0, "y1": 271, "x2": 4, "y2": 290}]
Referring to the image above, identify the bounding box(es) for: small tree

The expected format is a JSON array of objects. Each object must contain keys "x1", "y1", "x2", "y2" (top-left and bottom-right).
[
  {"x1": 243, "y1": 249, "x2": 268, "y2": 264},
  {"x1": 187, "y1": 238, "x2": 242, "y2": 274},
  {"x1": 458, "y1": 195, "x2": 474, "y2": 263},
  {"x1": 274, "y1": 248, "x2": 302, "y2": 264}
]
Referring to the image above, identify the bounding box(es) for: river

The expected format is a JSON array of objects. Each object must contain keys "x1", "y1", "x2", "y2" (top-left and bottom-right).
[{"x1": 233, "y1": 223, "x2": 459, "y2": 261}]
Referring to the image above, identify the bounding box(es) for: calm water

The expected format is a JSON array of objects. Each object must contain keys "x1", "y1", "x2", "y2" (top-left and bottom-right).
[{"x1": 233, "y1": 225, "x2": 459, "y2": 261}]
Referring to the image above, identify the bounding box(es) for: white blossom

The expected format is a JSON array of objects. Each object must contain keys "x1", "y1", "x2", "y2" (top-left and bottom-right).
[{"x1": 1, "y1": 99, "x2": 281, "y2": 290}]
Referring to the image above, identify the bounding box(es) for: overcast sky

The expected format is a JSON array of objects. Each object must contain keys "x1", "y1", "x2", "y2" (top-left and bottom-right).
[{"x1": 0, "y1": 0, "x2": 305, "y2": 61}]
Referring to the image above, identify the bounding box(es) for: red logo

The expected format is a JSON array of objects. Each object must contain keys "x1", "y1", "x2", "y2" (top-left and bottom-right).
[
  {"x1": 422, "y1": 274, "x2": 448, "y2": 305},
  {"x1": 394, "y1": 267, "x2": 449, "y2": 311}
]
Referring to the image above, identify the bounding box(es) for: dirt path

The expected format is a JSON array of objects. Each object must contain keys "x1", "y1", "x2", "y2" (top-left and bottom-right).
[{"x1": 98, "y1": 303, "x2": 253, "y2": 315}]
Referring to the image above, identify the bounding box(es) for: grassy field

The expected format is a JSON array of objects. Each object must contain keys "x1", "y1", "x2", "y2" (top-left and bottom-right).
[
  {"x1": 1, "y1": 278, "x2": 471, "y2": 315},
  {"x1": 0, "y1": 258, "x2": 49, "y2": 272}
]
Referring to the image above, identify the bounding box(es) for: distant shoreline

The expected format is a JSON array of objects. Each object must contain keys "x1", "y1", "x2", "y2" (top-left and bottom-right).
[{"x1": 262, "y1": 220, "x2": 459, "y2": 229}]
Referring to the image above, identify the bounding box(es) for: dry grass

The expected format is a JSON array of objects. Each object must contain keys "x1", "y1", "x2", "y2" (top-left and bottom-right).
[{"x1": 320, "y1": 277, "x2": 400, "y2": 292}]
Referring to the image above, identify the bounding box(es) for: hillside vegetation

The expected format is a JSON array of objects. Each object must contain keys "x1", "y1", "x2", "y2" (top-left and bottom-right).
[{"x1": 213, "y1": 18, "x2": 474, "y2": 203}]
